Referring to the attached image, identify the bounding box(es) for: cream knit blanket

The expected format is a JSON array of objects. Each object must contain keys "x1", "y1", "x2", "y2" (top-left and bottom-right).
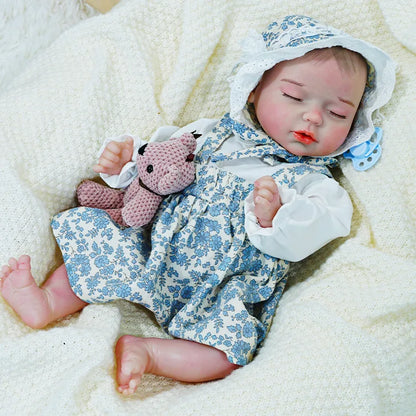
[{"x1": 0, "y1": 0, "x2": 415, "y2": 414}]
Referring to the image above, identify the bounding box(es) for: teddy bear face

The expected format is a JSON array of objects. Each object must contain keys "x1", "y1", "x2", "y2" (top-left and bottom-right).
[{"x1": 137, "y1": 133, "x2": 197, "y2": 195}]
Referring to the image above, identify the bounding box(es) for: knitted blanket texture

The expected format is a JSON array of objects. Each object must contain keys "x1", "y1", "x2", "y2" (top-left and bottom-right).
[{"x1": 0, "y1": 0, "x2": 415, "y2": 415}]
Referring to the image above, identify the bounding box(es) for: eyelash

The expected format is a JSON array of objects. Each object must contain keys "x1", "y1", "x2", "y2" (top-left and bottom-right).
[
  {"x1": 282, "y1": 93, "x2": 302, "y2": 102},
  {"x1": 283, "y1": 93, "x2": 347, "y2": 119},
  {"x1": 330, "y1": 111, "x2": 346, "y2": 119}
]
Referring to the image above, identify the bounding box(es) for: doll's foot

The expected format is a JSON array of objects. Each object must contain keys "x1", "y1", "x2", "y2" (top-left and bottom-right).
[
  {"x1": 115, "y1": 335, "x2": 152, "y2": 395},
  {"x1": 0, "y1": 255, "x2": 52, "y2": 328}
]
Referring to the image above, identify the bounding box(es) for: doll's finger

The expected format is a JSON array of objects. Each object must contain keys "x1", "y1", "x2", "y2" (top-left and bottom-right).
[
  {"x1": 254, "y1": 187, "x2": 275, "y2": 202},
  {"x1": 254, "y1": 200, "x2": 274, "y2": 228},
  {"x1": 123, "y1": 136, "x2": 134, "y2": 148},
  {"x1": 255, "y1": 181, "x2": 280, "y2": 208},
  {"x1": 120, "y1": 143, "x2": 134, "y2": 161},
  {"x1": 98, "y1": 157, "x2": 120, "y2": 169},
  {"x1": 92, "y1": 164, "x2": 105, "y2": 173},
  {"x1": 254, "y1": 196, "x2": 272, "y2": 216},
  {"x1": 92, "y1": 162, "x2": 118, "y2": 176},
  {"x1": 254, "y1": 175, "x2": 275, "y2": 186},
  {"x1": 105, "y1": 141, "x2": 126, "y2": 156},
  {"x1": 100, "y1": 148, "x2": 121, "y2": 163},
  {"x1": 255, "y1": 177, "x2": 278, "y2": 194}
]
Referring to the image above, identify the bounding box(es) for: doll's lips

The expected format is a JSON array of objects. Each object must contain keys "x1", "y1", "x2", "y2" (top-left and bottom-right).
[{"x1": 293, "y1": 130, "x2": 316, "y2": 144}]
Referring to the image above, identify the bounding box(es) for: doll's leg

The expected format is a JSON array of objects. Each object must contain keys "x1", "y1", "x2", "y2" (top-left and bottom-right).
[
  {"x1": 0, "y1": 255, "x2": 87, "y2": 329},
  {"x1": 115, "y1": 335, "x2": 240, "y2": 394}
]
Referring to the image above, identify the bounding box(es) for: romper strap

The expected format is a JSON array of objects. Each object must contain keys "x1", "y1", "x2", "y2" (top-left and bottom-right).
[{"x1": 196, "y1": 113, "x2": 339, "y2": 171}]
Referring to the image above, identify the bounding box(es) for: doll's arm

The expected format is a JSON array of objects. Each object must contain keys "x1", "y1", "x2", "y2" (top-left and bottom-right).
[{"x1": 245, "y1": 174, "x2": 353, "y2": 261}]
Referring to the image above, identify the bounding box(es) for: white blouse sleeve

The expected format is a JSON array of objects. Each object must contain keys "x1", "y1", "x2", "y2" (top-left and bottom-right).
[
  {"x1": 245, "y1": 174, "x2": 353, "y2": 262},
  {"x1": 98, "y1": 120, "x2": 217, "y2": 189}
]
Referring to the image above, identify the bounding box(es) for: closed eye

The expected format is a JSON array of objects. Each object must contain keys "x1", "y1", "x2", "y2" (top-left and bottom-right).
[
  {"x1": 282, "y1": 93, "x2": 302, "y2": 102},
  {"x1": 330, "y1": 111, "x2": 346, "y2": 119}
]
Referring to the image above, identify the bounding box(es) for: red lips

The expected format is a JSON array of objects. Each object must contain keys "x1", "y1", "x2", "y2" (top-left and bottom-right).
[{"x1": 293, "y1": 130, "x2": 316, "y2": 144}]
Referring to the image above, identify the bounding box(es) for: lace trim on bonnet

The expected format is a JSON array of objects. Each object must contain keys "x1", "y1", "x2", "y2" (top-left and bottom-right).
[{"x1": 228, "y1": 15, "x2": 396, "y2": 156}]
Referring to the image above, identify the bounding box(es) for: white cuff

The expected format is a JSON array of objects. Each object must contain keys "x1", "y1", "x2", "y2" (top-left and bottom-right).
[{"x1": 245, "y1": 178, "x2": 352, "y2": 261}]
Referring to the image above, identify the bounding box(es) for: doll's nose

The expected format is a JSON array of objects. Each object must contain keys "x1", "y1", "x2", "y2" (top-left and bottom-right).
[{"x1": 303, "y1": 107, "x2": 323, "y2": 126}]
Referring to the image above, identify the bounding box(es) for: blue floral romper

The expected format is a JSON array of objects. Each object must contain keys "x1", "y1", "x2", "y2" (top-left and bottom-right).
[{"x1": 52, "y1": 114, "x2": 336, "y2": 365}]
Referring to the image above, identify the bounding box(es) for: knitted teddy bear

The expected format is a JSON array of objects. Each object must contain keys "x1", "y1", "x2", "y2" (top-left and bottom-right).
[{"x1": 77, "y1": 132, "x2": 198, "y2": 227}]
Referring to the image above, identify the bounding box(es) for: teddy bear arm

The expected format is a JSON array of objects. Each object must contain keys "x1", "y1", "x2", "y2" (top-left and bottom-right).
[
  {"x1": 122, "y1": 188, "x2": 163, "y2": 227},
  {"x1": 77, "y1": 180, "x2": 125, "y2": 209}
]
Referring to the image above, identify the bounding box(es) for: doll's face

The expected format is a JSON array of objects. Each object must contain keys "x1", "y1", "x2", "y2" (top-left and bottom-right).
[{"x1": 248, "y1": 51, "x2": 367, "y2": 156}]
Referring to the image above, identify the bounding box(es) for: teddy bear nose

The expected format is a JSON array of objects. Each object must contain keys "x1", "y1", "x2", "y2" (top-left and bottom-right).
[{"x1": 146, "y1": 165, "x2": 153, "y2": 173}]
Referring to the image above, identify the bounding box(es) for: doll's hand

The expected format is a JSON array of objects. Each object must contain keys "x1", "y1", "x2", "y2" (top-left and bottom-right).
[
  {"x1": 93, "y1": 137, "x2": 134, "y2": 175},
  {"x1": 253, "y1": 176, "x2": 282, "y2": 228}
]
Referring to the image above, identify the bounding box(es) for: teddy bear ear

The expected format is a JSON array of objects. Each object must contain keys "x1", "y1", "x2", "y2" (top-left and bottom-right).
[
  {"x1": 179, "y1": 132, "x2": 198, "y2": 152},
  {"x1": 191, "y1": 130, "x2": 202, "y2": 139},
  {"x1": 138, "y1": 143, "x2": 148, "y2": 156}
]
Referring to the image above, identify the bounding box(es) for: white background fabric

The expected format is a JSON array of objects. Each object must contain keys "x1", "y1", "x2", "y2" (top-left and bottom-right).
[{"x1": 0, "y1": 0, "x2": 415, "y2": 415}]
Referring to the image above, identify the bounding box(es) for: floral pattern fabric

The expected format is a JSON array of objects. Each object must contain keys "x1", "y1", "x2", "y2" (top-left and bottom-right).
[{"x1": 52, "y1": 114, "x2": 333, "y2": 365}]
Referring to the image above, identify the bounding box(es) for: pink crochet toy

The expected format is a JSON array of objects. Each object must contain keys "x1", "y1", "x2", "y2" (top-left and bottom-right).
[{"x1": 77, "y1": 132, "x2": 198, "y2": 227}]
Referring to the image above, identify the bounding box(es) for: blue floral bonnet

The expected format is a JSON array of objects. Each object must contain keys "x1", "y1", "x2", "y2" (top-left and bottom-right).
[{"x1": 228, "y1": 15, "x2": 396, "y2": 157}]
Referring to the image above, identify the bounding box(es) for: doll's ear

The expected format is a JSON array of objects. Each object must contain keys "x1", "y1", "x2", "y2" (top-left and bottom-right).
[{"x1": 138, "y1": 143, "x2": 148, "y2": 156}]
